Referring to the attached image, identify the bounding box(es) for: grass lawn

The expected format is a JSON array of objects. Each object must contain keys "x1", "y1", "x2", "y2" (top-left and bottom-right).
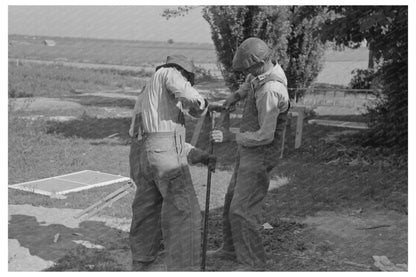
[{"x1": 9, "y1": 98, "x2": 407, "y2": 215}]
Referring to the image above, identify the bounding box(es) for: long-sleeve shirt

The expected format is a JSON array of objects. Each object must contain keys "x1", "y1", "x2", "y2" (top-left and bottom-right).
[
  {"x1": 129, "y1": 66, "x2": 206, "y2": 153},
  {"x1": 138, "y1": 66, "x2": 206, "y2": 133},
  {"x1": 234, "y1": 63, "x2": 289, "y2": 147}
]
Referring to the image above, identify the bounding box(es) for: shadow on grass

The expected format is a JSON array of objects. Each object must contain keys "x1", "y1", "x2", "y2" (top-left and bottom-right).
[
  {"x1": 8, "y1": 214, "x2": 129, "y2": 271},
  {"x1": 46, "y1": 116, "x2": 132, "y2": 145},
  {"x1": 313, "y1": 114, "x2": 368, "y2": 123},
  {"x1": 66, "y1": 95, "x2": 135, "y2": 108},
  {"x1": 202, "y1": 207, "x2": 314, "y2": 271}
]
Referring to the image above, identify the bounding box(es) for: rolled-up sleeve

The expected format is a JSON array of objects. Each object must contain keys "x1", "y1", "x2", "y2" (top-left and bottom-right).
[
  {"x1": 236, "y1": 89, "x2": 280, "y2": 147},
  {"x1": 166, "y1": 69, "x2": 206, "y2": 112}
]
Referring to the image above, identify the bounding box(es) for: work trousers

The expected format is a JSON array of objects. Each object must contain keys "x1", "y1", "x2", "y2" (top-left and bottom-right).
[
  {"x1": 221, "y1": 114, "x2": 287, "y2": 268},
  {"x1": 129, "y1": 128, "x2": 201, "y2": 271}
]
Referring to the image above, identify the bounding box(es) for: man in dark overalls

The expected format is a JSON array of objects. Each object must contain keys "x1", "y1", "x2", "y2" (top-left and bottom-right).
[{"x1": 210, "y1": 38, "x2": 290, "y2": 270}]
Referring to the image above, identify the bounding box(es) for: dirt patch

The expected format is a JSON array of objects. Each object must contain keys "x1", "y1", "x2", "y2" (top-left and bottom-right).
[
  {"x1": 300, "y1": 209, "x2": 407, "y2": 267},
  {"x1": 204, "y1": 206, "x2": 407, "y2": 271},
  {"x1": 191, "y1": 166, "x2": 289, "y2": 210},
  {"x1": 9, "y1": 199, "x2": 407, "y2": 271}
]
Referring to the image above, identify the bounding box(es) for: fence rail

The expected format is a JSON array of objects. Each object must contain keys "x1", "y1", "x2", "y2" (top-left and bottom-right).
[
  {"x1": 288, "y1": 87, "x2": 379, "y2": 93},
  {"x1": 289, "y1": 87, "x2": 380, "y2": 109}
]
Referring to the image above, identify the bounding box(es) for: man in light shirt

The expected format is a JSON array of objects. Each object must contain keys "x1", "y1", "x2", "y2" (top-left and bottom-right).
[
  {"x1": 210, "y1": 38, "x2": 290, "y2": 270},
  {"x1": 128, "y1": 55, "x2": 215, "y2": 271}
]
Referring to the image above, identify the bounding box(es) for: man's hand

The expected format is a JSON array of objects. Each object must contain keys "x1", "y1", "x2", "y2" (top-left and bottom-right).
[
  {"x1": 223, "y1": 93, "x2": 240, "y2": 110},
  {"x1": 206, "y1": 154, "x2": 217, "y2": 172},
  {"x1": 187, "y1": 148, "x2": 217, "y2": 172},
  {"x1": 211, "y1": 129, "x2": 236, "y2": 143}
]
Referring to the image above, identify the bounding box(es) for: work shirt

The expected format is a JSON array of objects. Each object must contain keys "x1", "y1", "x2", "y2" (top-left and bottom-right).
[
  {"x1": 141, "y1": 67, "x2": 206, "y2": 133},
  {"x1": 129, "y1": 67, "x2": 206, "y2": 152},
  {"x1": 235, "y1": 63, "x2": 289, "y2": 147}
]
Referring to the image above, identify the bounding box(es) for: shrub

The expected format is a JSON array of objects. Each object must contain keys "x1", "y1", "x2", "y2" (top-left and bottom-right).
[
  {"x1": 321, "y1": 6, "x2": 408, "y2": 153},
  {"x1": 349, "y1": 68, "x2": 378, "y2": 90},
  {"x1": 362, "y1": 60, "x2": 407, "y2": 152},
  {"x1": 285, "y1": 6, "x2": 327, "y2": 99}
]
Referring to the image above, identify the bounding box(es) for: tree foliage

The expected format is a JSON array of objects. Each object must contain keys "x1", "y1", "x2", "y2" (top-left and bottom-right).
[
  {"x1": 348, "y1": 68, "x2": 378, "y2": 89},
  {"x1": 201, "y1": 6, "x2": 291, "y2": 91},
  {"x1": 321, "y1": 6, "x2": 408, "y2": 151},
  {"x1": 163, "y1": 6, "x2": 329, "y2": 98},
  {"x1": 285, "y1": 6, "x2": 328, "y2": 97}
]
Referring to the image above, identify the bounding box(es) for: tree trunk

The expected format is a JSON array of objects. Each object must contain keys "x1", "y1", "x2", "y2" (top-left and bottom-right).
[{"x1": 368, "y1": 41, "x2": 374, "y2": 69}]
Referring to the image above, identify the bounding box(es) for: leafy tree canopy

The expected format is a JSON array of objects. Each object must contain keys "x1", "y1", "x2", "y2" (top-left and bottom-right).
[
  {"x1": 321, "y1": 6, "x2": 408, "y2": 151},
  {"x1": 164, "y1": 6, "x2": 329, "y2": 98}
]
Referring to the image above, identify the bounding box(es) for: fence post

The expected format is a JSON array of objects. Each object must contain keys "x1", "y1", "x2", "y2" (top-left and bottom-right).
[{"x1": 295, "y1": 108, "x2": 304, "y2": 149}]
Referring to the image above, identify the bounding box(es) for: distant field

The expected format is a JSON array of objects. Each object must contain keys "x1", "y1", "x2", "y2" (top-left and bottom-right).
[
  {"x1": 317, "y1": 47, "x2": 369, "y2": 86},
  {"x1": 323, "y1": 47, "x2": 369, "y2": 62},
  {"x1": 315, "y1": 61, "x2": 368, "y2": 85},
  {"x1": 9, "y1": 34, "x2": 369, "y2": 86},
  {"x1": 8, "y1": 34, "x2": 217, "y2": 66}
]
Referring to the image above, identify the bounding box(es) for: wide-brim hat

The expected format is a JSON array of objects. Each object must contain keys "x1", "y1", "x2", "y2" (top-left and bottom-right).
[{"x1": 156, "y1": 54, "x2": 196, "y2": 75}]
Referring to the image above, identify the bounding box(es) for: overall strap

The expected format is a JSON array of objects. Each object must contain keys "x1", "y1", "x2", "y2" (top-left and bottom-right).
[
  {"x1": 257, "y1": 73, "x2": 287, "y2": 88},
  {"x1": 258, "y1": 73, "x2": 290, "y2": 112}
]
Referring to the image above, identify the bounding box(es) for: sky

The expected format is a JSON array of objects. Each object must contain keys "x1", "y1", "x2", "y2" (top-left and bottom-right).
[{"x1": 8, "y1": 6, "x2": 213, "y2": 44}]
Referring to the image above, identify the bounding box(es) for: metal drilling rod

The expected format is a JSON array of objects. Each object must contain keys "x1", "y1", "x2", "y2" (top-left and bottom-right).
[{"x1": 201, "y1": 112, "x2": 215, "y2": 271}]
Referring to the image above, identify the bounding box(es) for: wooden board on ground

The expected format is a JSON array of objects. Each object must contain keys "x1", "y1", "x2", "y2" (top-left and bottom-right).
[
  {"x1": 308, "y1": 119, "x2": 369, "y2": 129},
  {"x1": 8, "y1": 170, "x2": 130, "y2": 197}
]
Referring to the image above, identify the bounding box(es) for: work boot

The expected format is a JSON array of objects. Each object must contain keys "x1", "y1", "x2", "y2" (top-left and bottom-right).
[{"x1": 206, "y1": 247, "x2": 236, "y2": 260}]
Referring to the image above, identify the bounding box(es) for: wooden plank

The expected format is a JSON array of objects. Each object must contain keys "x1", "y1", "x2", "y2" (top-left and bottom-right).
[
  {"x1": 190, "y1": 108, "x2": 209, "y2": 146},
  {"x1": 74, "y1": 181, "x2": 134, "y2": 219},
  {"x1": 81, "y1": 190, "x2": 132, "y2": 220},
  {"x1": 279, "y1": 124, "x2": 287, "y2": 159},
  {"x1": 279, "y1": 113, "x2": 292, "y2": 159}
]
